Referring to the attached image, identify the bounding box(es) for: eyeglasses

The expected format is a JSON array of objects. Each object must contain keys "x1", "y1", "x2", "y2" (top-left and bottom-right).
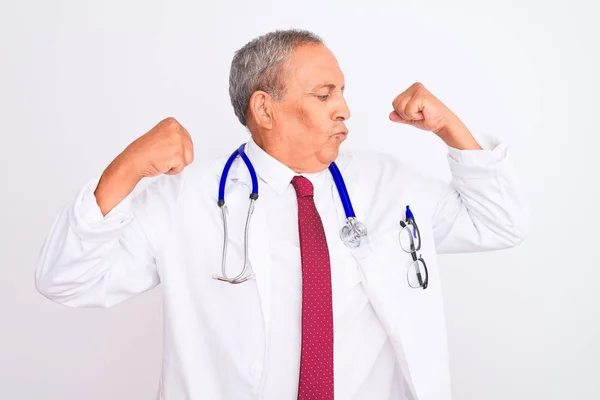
[{"x1": 398, "y1": 217, "x2": 429, "y2": 290}]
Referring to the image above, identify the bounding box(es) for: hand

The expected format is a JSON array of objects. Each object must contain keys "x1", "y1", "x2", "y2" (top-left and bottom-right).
[
  {"x1": 94, "y1": 117, "x2": 194, "y2": 216},
  {"x1": 389, "y1": 82, "x2": 481, "y2": 150},
  {"x1": 122, "y1": 116, "x2": 195, "y2": 178}
]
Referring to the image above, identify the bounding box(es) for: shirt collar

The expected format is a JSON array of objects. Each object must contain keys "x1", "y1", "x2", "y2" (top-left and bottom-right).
[{"x1": 243, "y1": 136, "x2": 330, "y2": 196}]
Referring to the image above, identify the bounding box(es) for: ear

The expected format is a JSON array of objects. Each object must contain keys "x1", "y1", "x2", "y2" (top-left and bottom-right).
[{"x1": 248, "y1": 91, "x2": 274, "y2": 130}]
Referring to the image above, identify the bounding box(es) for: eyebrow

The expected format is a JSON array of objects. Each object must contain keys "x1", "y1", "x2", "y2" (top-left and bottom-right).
[{"x1": 311, "y1": 83, "x2": 345, "y2": 91}]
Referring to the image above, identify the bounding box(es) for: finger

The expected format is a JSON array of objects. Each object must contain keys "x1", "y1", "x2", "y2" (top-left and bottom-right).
[
  {"x1": 390, "y1": 110, "x2": 418, "y2": 126},
  {"x1": 178, "y1": 128, "x2": 194, "y2": 164},
  {"x1": 179, "y1": 125, "x2": 193, "y2": 142},
  {"x1": 389, "y1": 110, "x2": 408, "y2": 123},
  {"x1": 184, "y1": 144, "x2": 194, "y2": 166},
  {"x1": 164, "y1": 144, "x2": 186, "y2": 174},
  {"x1": 392, "y1": 95, "x2": 411, "y2": 121},
  {"x1": 174, "y1": 140, "x2": 192, "y2": 168},
  {"x1": 178, "y1": 124, "x2": 193, "y2": 146},
  {"x1": 404, "y1": 96, "x2": 425, "y2": 120},
  {"x1": 183, "y1": 139, "x2": 194, "y2": 165},
  {"x1": 165, "y1": 163, "x2": 185, "y2": 175}
]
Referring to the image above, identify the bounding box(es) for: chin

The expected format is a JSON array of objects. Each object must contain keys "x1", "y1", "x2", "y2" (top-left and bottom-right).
[{"x1": 316, "y1": 145, "x2": 341, "y2": 166}]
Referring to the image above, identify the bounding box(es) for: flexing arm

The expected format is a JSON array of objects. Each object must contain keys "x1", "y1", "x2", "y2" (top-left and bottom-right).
[
  {"x1": 35, "y1": 117, "x2": 194, "y2": 307},
  {"x1": 390, "y1": 83, "x2": 529, "y2": 252}
]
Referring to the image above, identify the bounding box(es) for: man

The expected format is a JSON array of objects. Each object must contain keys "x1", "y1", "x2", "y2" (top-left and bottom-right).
[{"x1": 36, "y1": 29, "x2": 529, "y2": 400}]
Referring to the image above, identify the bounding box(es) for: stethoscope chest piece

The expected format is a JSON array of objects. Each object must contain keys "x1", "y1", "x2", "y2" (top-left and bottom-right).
[{"x1": 340, "y1": 217, "x2": 368, "y2": 248}]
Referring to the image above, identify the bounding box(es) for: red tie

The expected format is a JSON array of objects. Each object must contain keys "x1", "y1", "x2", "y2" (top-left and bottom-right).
[{"x1": 291, "y1": 176, "x2": 335, "y2": 400}]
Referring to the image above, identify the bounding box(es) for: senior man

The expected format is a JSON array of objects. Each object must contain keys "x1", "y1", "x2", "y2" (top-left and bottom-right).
[{"x1": 36, "y1": 29, "x2": 529, "y2": 400}]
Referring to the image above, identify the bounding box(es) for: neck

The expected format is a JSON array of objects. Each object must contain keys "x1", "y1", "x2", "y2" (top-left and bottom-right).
[{"x1": 252, "y1": 134, "x2": 328, "y2": 174}]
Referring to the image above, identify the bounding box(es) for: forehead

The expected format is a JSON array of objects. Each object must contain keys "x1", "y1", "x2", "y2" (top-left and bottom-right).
[{"x1": 285, "y1": 44, "x2": 345, "y2": 90}]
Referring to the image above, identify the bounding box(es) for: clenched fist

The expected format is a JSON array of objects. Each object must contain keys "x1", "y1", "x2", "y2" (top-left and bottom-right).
[
  {"x1": 123, "y1": 117, "x2": 194, "y2": 178},
  {"x1": 95, "y1": 117, "x2": 194, "y2": 216},
  {"x1": 389, "y1": 82, "x2": 481, "y2": 150}
]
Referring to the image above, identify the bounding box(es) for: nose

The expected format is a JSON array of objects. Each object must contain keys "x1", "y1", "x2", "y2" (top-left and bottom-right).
[{"x1": 334, "y1": 96, "x2": 351, "y2": 121}]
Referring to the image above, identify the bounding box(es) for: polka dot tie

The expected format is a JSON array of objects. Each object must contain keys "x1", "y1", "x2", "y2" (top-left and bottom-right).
[{"x1": 291, "y1": 176, "x2": 334, "y2": 400}]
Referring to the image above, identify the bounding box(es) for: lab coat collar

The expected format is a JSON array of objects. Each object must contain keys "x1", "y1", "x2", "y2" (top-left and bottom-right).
[
  {"x1": 244, "y1": 137, "x2": 297, "y2": 196},
  {"x1": 239, "y1": 136, "x2": 339, "y2": 196}
]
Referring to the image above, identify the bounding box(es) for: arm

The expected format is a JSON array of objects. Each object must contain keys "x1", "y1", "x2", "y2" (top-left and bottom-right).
[
  {"x1": 391, "y1": 82, "x2": 530, "y2": 253},
  {"x1": 35, "y1": 117, "x2": 193, "y2": 308},
  {"x1": 35, "y1": 174, "x2": 181, "y2": 308},
  {"x1": 431, "y1": 134, "x2": 530, "y2": 253}
]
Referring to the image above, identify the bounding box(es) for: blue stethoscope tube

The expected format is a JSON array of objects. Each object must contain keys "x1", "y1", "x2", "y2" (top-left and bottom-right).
[
  {"x1": 214, "y1": 142, "x2": 368, "y2": 284},
  {"x1": 218, "y1": 143, "x2": 259, "y2": 205},
  {"x1": 327, "y1": 161, "x2": 355, "y2": 218}
]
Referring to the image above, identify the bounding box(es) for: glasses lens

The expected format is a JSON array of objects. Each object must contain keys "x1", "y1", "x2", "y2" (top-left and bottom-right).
[
  {"x1": 399, "y1": 223, "x2": 420, "y2": 253},
  {"x1": 407, "y1": 258, "x2": 428, "y2": 288}
]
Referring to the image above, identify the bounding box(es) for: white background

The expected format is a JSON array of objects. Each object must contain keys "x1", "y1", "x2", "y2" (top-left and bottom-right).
[{"x1": 1, "y1": 0, "x2": 599, "y2": 399}]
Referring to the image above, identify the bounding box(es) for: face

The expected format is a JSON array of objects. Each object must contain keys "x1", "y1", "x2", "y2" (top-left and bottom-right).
[{"x1": 251, "y1": 43, "x2": 351, "y2": 172}]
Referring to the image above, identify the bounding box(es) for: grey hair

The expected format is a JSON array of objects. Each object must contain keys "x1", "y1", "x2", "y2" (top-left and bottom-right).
[{"x1": 228, "y1": 29, "x2": 324, "y2": 127}]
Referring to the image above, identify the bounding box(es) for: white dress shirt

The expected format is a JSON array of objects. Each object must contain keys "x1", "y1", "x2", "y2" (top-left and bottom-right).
[{"x1": 242, "y1": 139, "x2": 409, "y2": 399}]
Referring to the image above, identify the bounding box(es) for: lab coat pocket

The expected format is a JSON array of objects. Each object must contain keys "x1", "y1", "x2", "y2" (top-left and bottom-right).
[
  {"x1": 356, "y1": 225, "x2": 426, "y2": 309},
  {"x1": 363, "y1": 227, "x2": 408, "y2": 272}
]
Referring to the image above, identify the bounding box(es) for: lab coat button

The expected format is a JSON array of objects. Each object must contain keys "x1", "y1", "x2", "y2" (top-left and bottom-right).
[{"x1": 250, "y1": 363, "x2": 262, "y2": 376}]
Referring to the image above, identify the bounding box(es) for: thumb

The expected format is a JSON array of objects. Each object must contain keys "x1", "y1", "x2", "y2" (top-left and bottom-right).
[
  {"x1": 389, "y1": 110, "x2": 428, "y2": 130},
  {"x1": 389, "y1": 110, "x2": 410, "y2": 124}
]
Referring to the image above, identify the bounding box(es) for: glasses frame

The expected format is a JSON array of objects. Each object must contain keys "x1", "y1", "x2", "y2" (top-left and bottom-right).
[{"x1": 399, "y1": 218, "x2": 429, "y2": 290}]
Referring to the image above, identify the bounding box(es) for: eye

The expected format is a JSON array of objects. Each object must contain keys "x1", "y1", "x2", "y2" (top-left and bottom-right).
[{"x1": 316, "y1": 94, "x2": 329, "y2": 101}]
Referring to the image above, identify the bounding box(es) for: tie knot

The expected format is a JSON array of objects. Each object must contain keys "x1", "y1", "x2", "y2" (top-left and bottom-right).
[{"x1": 291, "y1": 176, "x2": 314, "y2": 197}]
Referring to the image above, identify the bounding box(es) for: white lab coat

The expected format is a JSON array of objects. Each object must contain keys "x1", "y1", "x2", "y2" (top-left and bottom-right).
[{"x1": 35, "y1": 134, "x2": 529, "y2": 400}]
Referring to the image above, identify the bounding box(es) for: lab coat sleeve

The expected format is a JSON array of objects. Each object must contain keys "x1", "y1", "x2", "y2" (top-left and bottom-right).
[
  {"x1": 35, "y1": 172, "x2": 183, "y2": 308},
  {"x1": 431, "y1": 134, "x2": 530, "y2": 254}
]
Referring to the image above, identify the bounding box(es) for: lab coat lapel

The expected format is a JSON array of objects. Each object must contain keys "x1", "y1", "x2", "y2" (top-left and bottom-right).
[
  {"x1": 334, "y1": 153, "x2": 420, "y2": 400},
  {"x1": 247, "y1": 197, "x2": 272, "y2": 329},
  {"x1": 228, "y1": 159, "x2": 272, "y2": 329},
  {"x1": 355, "y1": 253, "x2": 420, "y2": 400}
]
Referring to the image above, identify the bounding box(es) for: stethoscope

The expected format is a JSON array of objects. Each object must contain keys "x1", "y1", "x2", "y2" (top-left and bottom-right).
[{"x1": 213, "y1": 142, "x2": 368, "y2": 284}]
